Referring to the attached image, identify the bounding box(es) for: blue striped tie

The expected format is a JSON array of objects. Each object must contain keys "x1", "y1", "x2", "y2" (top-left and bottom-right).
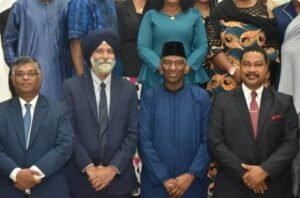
[{"x1": 24, "y1": 103, "x2": 31, "y2": 144}]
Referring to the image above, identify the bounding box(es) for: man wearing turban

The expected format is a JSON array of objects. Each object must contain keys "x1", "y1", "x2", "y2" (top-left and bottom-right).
[{"x1": 63, "y1": 29, "x2": 138, "y2": 198}]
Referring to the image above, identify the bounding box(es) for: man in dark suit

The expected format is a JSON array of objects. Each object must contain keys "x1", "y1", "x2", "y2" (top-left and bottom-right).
[
  {"x1": 208, "y1": 46, "x2": 299, "y2": 198},
  {"x1": 0, "y1": 57, "x2": 73, "y2": 198},
  {"x1": 63, "y1": 29, "x2": 138, "y2": 198}
]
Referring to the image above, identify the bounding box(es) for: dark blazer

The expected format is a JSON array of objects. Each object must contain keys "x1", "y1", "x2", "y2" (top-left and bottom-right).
[
  {"x1": 63, "y1": 73, "x2": 138, "y2": 197},
  {"x1": 208, "y1": 87, "x2": 298, "y2": 198},
  {"x1": 0, "y1": 95, "x2": 73, "y2": 198}
]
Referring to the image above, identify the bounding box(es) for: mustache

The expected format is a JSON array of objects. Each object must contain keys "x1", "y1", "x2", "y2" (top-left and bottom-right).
[
  {"x1": 245, "y1": 73, "x2": 259, "y2": 78},
  {"x1": 95, "y1": 59, "x2": 115, "y2": 64}
]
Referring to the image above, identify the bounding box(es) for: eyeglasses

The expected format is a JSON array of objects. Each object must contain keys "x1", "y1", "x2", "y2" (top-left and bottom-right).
[
  {"x1": 161, "y1": 59, "x2": 186, "y2": 67},
  {"x1": 14, "y1": 71, "x2": 40, "y2": 78}
]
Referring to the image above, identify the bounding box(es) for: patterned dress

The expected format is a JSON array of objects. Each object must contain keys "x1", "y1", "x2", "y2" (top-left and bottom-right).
[{"x1": 206, "y1": 3, "x2": 279, "y2": 95}]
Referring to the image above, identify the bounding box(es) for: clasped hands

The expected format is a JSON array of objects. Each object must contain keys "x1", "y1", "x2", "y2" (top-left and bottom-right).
[
  {"x1": 163, "y1": 173, "x2": 195, "y2": 198},
  {"x1": 14, "y1": 169, "x2": 41, "y2": 190},
  {"x1": 86, "y1": 165, "x2": 117, "y2": 191},
  {"x1": 241, "y1": 163, "x2": 269, "y2": 194}
]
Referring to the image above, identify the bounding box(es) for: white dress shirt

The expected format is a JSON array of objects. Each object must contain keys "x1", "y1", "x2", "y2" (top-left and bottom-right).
[
  {"x1": 242, "y1": 83, "x2": 264, "y2": 110},
  {"x1": 91, "y1": 70, "x2": 111, "y2": 116}
]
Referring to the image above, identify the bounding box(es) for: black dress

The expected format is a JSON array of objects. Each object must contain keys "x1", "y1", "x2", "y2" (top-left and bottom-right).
[{"x1": 116, "y1": 0, "x2": 143, "y2": 77}]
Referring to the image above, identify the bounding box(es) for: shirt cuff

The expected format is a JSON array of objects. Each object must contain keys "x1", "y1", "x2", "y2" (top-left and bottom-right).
[
  {"x1": 109, "y1": 165, "x2": 121, "y2": 175},
  {"x1": 82, "y1": 163, "x2": 94, "y2": 173},
  {"x1": 30, "y1": 165, "x2": 45, "y2": 180},
  {"x1": 9, "y1": 167, "x2": 21, "y2": 182}
]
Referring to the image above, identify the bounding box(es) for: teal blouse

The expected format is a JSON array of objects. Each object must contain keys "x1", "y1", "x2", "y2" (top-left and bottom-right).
[{"x1": 137, "y1": 8, "x2": 209, "y2": 89}]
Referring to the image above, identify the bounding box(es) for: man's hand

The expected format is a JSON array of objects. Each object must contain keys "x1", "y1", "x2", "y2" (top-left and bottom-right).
[
  {"x1": 85, "y1": 165, "x2": 98, "y2": 181},
  {"x1": 14, "y1": 169, "x2": 41, "y2": 190},
  {"x1": 163, "y1": 178, "x2": 177, "y2": 197},
  {"x1": 242, "y1": 164, "x2": 268, "y2": 190},
  {"x1": 172, "y1": 173, "x2": 195, "y2": 198},
  {"x1": 86, "y1": 165, "x2": 103, "y2": 191},
  {"x1": 252, "y1": 182, "x2": 268, "y2": 194},
  {"x1": 87, "y1": 165, "x2": 117, "y2": 191}
]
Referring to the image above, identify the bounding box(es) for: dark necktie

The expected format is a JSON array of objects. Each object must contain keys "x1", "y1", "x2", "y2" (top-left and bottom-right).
[
  {"x1": 99, "y1": 82, "x2": 108, "y2": 139},
  {"x1": 250, "y1": 91, "x2": 259, "y2": 138},
  {"x1": 24, "y1": 103, "x2": 32, "y2": 145}
]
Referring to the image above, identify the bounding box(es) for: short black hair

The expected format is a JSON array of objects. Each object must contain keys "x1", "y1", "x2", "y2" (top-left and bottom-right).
[
  {"x1": 11, "y1": 56, "x2": 41, "y2": 75},
  {"x1": 240, "y1": 46, "x2": 268, "y2": 63},
  {"x1": 144, "y1": 0, "x2": 194, "y2": 12}
]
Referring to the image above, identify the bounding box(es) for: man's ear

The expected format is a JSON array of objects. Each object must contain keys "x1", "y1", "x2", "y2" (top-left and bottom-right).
[
  {"x1": 159, "y1": 64, "x2": 163, "y2": 75},
  {"x1": 10, "y1": 75, "x2": 15, "y2": 87},
  {"x1": 184, "y1": 64, "x2": 190, "y2": 74},
  {"x1": 266, "y1": 59, "x2": 271, "y2": 71}
]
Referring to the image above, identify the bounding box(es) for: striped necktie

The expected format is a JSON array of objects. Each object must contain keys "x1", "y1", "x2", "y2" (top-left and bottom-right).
[{"x1": 24, "y1": 103, "x2": 32, "y2": 145}]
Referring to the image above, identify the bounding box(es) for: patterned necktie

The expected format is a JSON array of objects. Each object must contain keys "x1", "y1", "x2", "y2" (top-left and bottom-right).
[
  {"x1": 250, "y1": 91, "x2": 259, "y2": 138},
  {"x1": 99, "y1": 82, "x2": 108, "y2": 139},
  {"x1": 24, "y1": 103, "x2": 32, "y2": 145}
]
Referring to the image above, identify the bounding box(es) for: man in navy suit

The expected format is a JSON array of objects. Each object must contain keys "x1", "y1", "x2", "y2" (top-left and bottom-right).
[
  {"x1": 63, "y1": 29, "x2": 138, "y2": 198},
  {"x1": 0, "y1": 57, "x2": 73, "y2": 198},
  {"x1": 208, "y1": 46, "x2": 298, "y2": 197}
]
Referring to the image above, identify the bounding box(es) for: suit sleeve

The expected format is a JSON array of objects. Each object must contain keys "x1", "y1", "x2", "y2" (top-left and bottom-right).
[
  {"x1": 108, "y1": 85, "x2": 139, "y2": 173},
  {"x1": 138, "y1": 92, "x2": 171, "y2": 186},
  {"x1": 292, "y1": 138, "x2": 300, "y2": 197},
  {"x1": 208, "y1": 95, "x2": 246, "y2": 181},
  {"x1": 188, "y1": 91, "x2": 211, "y2": 178},
  {"x1": 33, "y1": 104, "x2": 73, "y2": 177},
  {"x1": 0, "y1": 112, "x2": 20, "y2": 177},
  {"x1": 62, "y1": 81, "x2": 94, "y2": 170},
  {"x1": 3, "y1": 2, "x2": 19, "y2": 66},
  {"x1": 260, "y1": 96, "x2": 298, "y2": 178}
]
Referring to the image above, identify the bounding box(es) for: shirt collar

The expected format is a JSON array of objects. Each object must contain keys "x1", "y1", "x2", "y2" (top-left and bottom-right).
[
  {"x1": 19, "y1": 95, "x2": 39, "y2": 109},
  {"x1": 162, "y1": 82, "x2": 185, "y2": 93},
  {"x1": 242, "y1": 83, "x2": 263, "y2": 99},
  {"x1": 91, "y1": 70, "x2": 112, "y2": 90}
]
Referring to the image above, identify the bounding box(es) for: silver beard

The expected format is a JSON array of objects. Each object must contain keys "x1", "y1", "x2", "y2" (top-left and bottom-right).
[{"x1": 91, "y1": 58, "x2": 116, "y2": 75}]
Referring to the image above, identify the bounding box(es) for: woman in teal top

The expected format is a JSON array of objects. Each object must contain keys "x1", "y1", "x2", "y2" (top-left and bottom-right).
[{"x1": 137, "y1": 0, "x2": 209, "y2": 91}]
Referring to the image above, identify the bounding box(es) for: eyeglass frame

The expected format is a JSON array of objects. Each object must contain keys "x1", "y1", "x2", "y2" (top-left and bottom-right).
[{"x1": 13, "y1": 71, "x2": 40, "y2": 78}]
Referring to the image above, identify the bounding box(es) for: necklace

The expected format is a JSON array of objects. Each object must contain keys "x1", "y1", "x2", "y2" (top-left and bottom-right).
[{"x1": 163, "y1": 6, "x2": 181, "y2": 20}]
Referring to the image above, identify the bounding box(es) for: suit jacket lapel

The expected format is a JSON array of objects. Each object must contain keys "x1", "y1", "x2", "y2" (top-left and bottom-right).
[
  {"x1": 28, "y1": 95, "x2": 48, "y2": 148},
  {"x1": 83, "y1": 73, "x2": 99, "y2": 126},
  {"x1": 256, "y1": 88, "x2": 273, "y2": 139},
  {"x1": 9, "y1": 97, "x2": 26, "y2": 148},
  {"x1": 233, "y1": 87, "x2": 255, "y2": 139}
]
